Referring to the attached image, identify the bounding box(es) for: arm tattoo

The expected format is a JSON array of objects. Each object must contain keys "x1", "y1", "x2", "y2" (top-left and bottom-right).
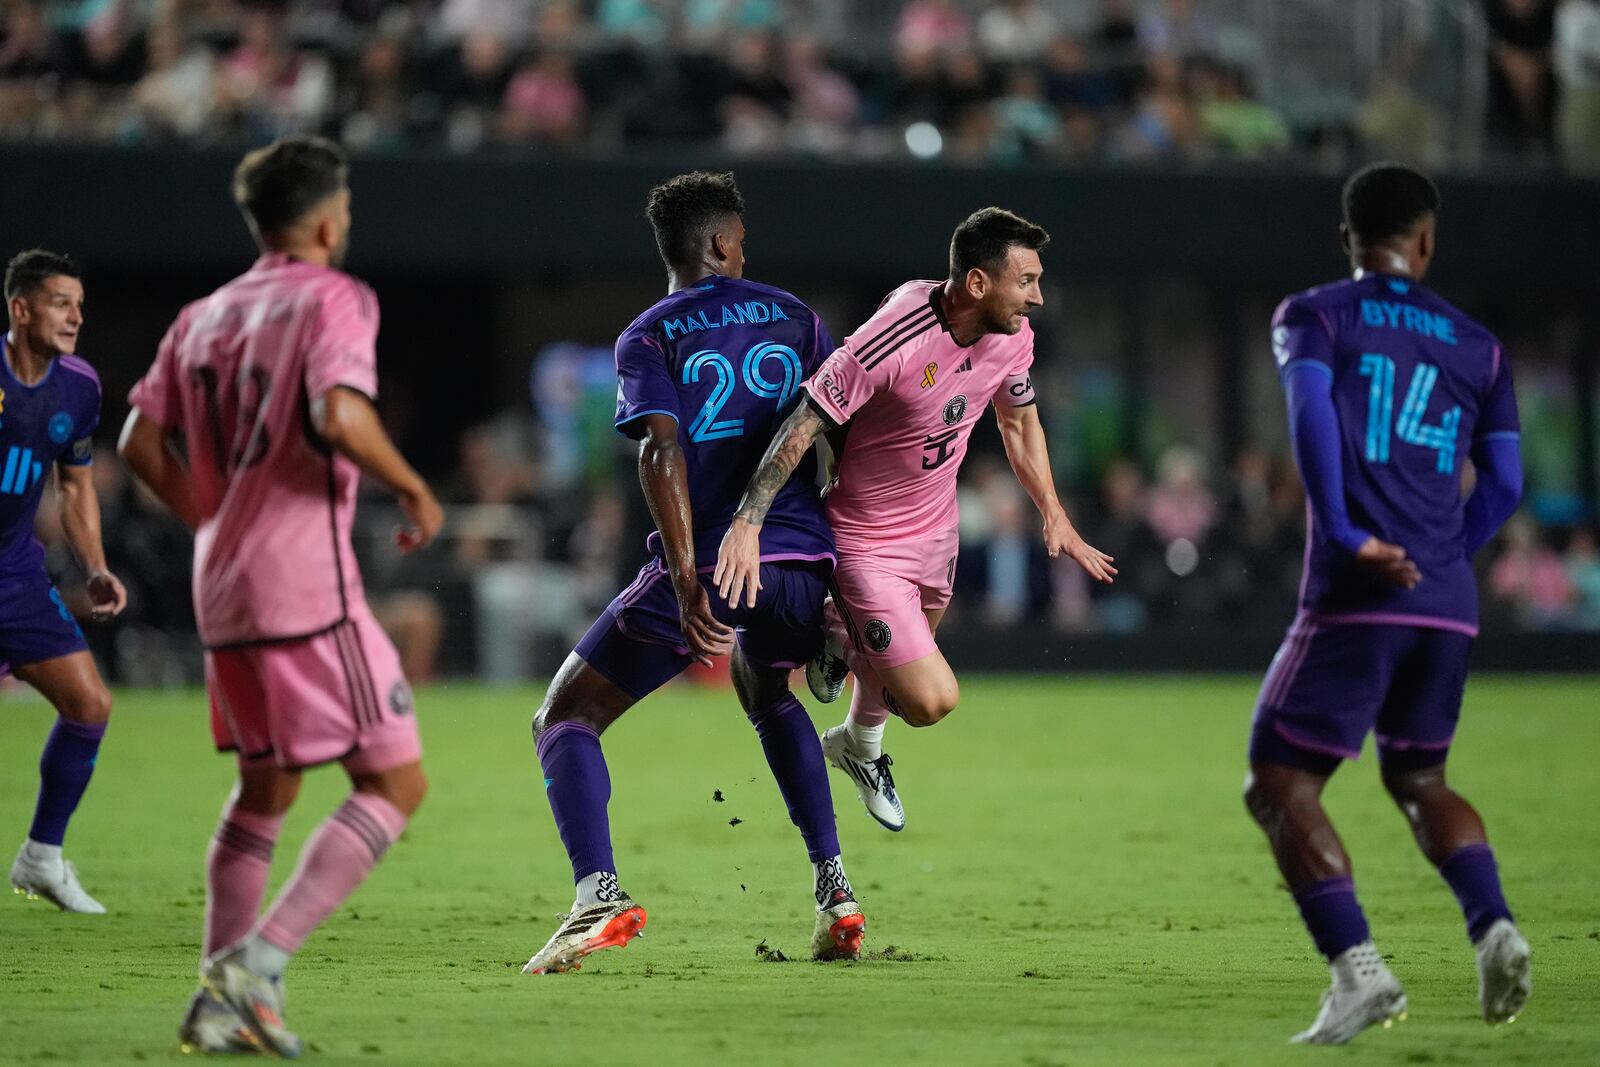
[{"x1": 734, "y1": 403, "x2": 826, "y2": 525}]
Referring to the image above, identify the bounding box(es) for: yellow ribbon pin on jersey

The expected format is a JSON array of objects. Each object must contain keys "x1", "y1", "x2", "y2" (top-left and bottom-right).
[{"x1": 921, "y1": 363, "x2": 938, "y2": 389}]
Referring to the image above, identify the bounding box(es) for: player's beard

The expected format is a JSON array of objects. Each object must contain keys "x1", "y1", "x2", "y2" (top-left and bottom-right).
[{"x1": 984, "y1": 303, "x2": 1026, "y2": 336}]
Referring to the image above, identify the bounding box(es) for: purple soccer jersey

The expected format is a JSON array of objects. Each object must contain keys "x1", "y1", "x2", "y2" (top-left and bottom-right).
[
  {"x1": 613, "y1": 274, "x2": 836, "y2": 569},
  {"x1": 0, "y1": 341, "x2": 100, "y2": 572},
  {"x1": 1273, "y1": 272, "x2": 1519, "y2": 632}
]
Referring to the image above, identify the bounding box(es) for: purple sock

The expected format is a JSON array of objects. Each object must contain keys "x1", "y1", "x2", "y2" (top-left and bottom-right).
[
  {"x1": 1292, "y1": 876, "x2": 1371, "y2": 960},
  {"x1": 536, "y1": 720, "x2": 615, "y2": 883},
  {"x1": 29, "y1": 717, "x2": 107, "y2": 847},
  {"x1": 1439, "y1": 843, "x2": 1513, "y2": 943},
  {"x1": 746, "y1": 693, "x2": 840, "y2": 862}
]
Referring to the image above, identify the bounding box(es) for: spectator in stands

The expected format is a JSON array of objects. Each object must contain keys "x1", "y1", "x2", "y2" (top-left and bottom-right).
[
  {"x1": 1194, "y1": 61, "x2": 1289, "y2": 160},
  {"x1": 596, "y1": 0, "x2": 668, "y2": 46},
  {"x1": 1137, "y1": 0, "x2": 1220, "y2": 61},
  {"x1": 1554, "y1": 0, "x2": 1600, "y2": 171},
  {"x1": 783, "y1": 33, "x2": 859, "y2": 155},
  {"x1": 129, "y1": 18, "x2": 217, "y2": 141},
  {"x1": 993, "y1": 65, "x2": 1063, "y2": 162},
  {"x1": 1146, "y1": 444, "x2": 1217, "y2": 548},
  {"x1": 1489, "y1": 512, "x2": 1576, "y2": 628},
  {"x1": 502, "y1": 49, "x2": 587, "y2": 148},
  {"x1": 1566, "y1": 524, "x2": 1600, "y2": 628},
  {"x1": 1112, "y1": 54, "x2": 1196, "y2": 161},
  {"x1": 337, "y1": 16, "x2": 412, "y2": 151},
  {"x1": 0, "y1": 0, "x2": 67, "y2": 133},
  {"x1": 432, "y1": 0, "x2": 533, "y2": 48},
  {"x1": 433, "y1": 28, "x2": 512, "y2": 151},
  {"x1": 1486, "y1": 0, "x2": 1558, "y2": 159},
  {"x1": 897, "y1": 0, "x2": 971, "y2": 57},
  {"x1": 976, "y1": 0, "x2": 1059, "y2": 63},
  {"x1": 218, "y1": 4, "x2": 334, "y2": 140}
]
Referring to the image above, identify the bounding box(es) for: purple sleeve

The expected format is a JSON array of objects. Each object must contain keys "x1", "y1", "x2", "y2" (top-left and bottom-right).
[
  {"x1": 810, "y1": 313, "x2": 837, "y2": 375},
  {"x1": 1463, "y1": 432, "x2": 1523, "y2": 556},
  {"x1": 614, "y1": 329, "x2": 678, "y2": 440},
  {"x1": 1475, "y1": 345, "x2": 1520, "y2": 439},
  {"x1": 1284, "y1": 361, "x2": 1371, "y2": 557},
  {"x1": 1271, "y1": 295, "x2": 1335, "y2": 376}
]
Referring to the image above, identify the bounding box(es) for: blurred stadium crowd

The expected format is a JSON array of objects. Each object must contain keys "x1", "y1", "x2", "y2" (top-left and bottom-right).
[
  {"x1": 44, "y1": 418, "x2": 1600, "y2": 686},
  {"x1": 2, "y1": 0, "x2": 1600, "y2": 169}
]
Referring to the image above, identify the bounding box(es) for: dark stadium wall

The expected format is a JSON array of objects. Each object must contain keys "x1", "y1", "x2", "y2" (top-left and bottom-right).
[{"x1": 3, "y1": 146, "x2": 1597, "y2": 286}]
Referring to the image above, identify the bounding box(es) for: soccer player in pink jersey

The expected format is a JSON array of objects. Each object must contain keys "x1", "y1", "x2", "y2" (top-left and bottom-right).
[
  {"x1": 716, "y1": 208, "x2": 1115, "y2": 830},
  {"x1": 119, "y1": 136, "x2": 443, "y2": 1058}
]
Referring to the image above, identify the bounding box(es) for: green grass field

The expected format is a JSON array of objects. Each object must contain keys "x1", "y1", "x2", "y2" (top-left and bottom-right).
[{"x1": 1, "y1": 676, "x2": 1597, "y2": 1066}]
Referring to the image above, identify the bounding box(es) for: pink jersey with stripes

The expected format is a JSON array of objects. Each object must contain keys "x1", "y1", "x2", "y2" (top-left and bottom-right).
[
  {"x1": 802, "y1": 280, "x2": 1037, "y2": 552},
  {"x1": 128, "y1": 254, "x2": 380, "y2": 647}
]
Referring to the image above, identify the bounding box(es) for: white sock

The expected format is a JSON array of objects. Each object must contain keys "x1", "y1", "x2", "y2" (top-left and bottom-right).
[
  {"x1": 22, "y1": 840, "x2": 63, "y2": 865},
  {"x1": 240, "y1": 935, "x2": 292, "y2": 980},
  {"x1": 575, "y1": 870, "x2": 622, "y2": 907},
  {"x1": 843, "y1": 718, "x2": 884, "y2": 758}
]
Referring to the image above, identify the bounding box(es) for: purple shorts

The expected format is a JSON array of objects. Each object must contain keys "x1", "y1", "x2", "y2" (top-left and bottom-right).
[
  {"x1": 575, "y1": 558, "x2": 829, "y2": 700},
  {"x1": 0, "y1": 568, "x2": 88, "y2": 675},
  {"x1": 1249, "y1": 616, "x2": 1472, "y2": 775}
]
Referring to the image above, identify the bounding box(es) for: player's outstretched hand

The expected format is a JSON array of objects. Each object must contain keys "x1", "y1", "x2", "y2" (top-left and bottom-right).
[
  {"x1": 396, "y1": 485, "x2": 444, "y2": 554},
  {"x1": 86, "y1": 570, "x2": 127, "y2": 622},
  {"x1": 678, "y1": 581, "x2": 735, "y2": 666},
  {"x1": 1355, "y1": 536, "x2": 1420, "y2": 589},
  {"x1": 1044, "y1": 513, "x2": 1117, "y2": 584},
  {"x1": 714, "y1": 517, "x2": 763, "y2": 609}
]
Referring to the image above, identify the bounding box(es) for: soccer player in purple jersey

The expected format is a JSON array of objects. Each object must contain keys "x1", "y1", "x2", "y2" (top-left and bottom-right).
[
  {"x1": 1243, "y1": 164, "x2": 1529, "y2": 1044},
  {"x1": 1, "y1": 250, "x2": 128, "y2": 915},
  {"x1": 522, "y1": 172, "x2": 863, "y2": 974}
]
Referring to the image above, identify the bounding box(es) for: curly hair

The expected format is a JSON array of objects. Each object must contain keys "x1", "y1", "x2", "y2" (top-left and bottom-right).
[{"x1": 645, "y1": 171, "x2": 745, "y2": 269}]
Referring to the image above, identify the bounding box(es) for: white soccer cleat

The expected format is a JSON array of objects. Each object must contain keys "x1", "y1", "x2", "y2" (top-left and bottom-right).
[
  {"x1": 811, "y1": 889, "x2": 866, "y2": 961},
  {"x1": 805, "y1": 634, "x2": 850, "y2": 704},
  {"x1": 10, "y1": 843, "x2": 106, "y2": 914},
  {"x1": 178, "y1": 984, "x2": 263, "y2": 1055},
  {"x1": 821, "y1": 725, "x2": 905, "y2": 832},
  {"x1": 1475, "y1": 919, "x2": 1531, "y2": 1024},
  {"x1": 203, "y1": 947, "x2": 302, "y2": 1059},
  {"x1": 1290, "y1": 941, "x2": 1407, "y2": 1045},
  {"x1": 522, "y1": 897, "x2": 647, "y2": 975}
]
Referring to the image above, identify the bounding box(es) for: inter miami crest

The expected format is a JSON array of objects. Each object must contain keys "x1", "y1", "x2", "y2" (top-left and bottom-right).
[
  {"x1": 390, "y1": 680, "x2": 414, "y2": 716},
  {"x1": 942, "y1": 394, "x2": 967, "y2": 426},
  {"x1": 864, "y1": 619, "x2": 892, "y2": 653}
]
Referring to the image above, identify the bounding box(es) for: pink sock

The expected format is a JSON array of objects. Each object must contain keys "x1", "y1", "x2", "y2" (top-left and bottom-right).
[
  {"x1": 255, "y1": 793, "x2": 408, "y2": 956},
  {"x1": 205, "y1": 801, "x2": 285, "y2": 959}
]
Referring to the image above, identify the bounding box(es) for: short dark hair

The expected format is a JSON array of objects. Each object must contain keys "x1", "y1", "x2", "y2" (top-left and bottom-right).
[
  {"x1": 5, "y1": 248, "x2": 81, "y2": 303},
  {"x1": 645, "y1": 171, "x2": 745, "y2": 269},
  {"x1": 1342, "y1": 162, "x2": 1440, "y2": 245},
  {"x1": 233, "y1": 135, "x2": 349, "y2": 237},
  {"x1": 949, "y1": 207, "x2": 1050, "y2": 282}
]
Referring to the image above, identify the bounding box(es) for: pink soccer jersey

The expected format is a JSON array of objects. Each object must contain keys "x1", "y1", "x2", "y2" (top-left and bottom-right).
[
  {"x1": 803, "y1": 280, "x2": 1037, "y2": 552},
  {"x1": 128, "y1": 254, "x2": 380, "y2": 647}
]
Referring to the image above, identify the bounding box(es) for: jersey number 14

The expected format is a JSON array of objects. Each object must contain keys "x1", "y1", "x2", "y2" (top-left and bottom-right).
[{"x1": 1357, "y1": 354, "x2": 1461, "y2": 474}]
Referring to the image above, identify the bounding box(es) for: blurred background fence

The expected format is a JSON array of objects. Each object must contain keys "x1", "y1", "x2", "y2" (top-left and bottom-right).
[{"x1": 3, "y1": 0, "x2": 1597, "y2": 681}]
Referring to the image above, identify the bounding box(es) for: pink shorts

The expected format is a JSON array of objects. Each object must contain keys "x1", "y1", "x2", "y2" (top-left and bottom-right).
[
  {"x1": 205, "y1": 608, "x2": 421, "y2": 774},
  {"x1": 828, "y1": 527, "x2": 959, "y2": 671}
]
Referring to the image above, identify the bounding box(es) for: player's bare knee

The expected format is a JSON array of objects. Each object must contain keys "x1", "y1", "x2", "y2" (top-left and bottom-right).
[
  {"x1": 1381, "y1": 764, "x2": 1444, "y2": 807},
  {"x1": 60, "y1": 680, "x2": 112, "y2": 725}
]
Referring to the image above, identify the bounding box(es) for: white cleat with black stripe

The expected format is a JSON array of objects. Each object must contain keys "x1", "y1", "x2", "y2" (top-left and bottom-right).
[
  {"x1": 522, "y1": 896, "x2": 648, "y2": 975},
  {"x1": 821, "y1": 726, "x2": 904, "y2": 832},
  {"x1": 805, "y1": 636, "x2": 850, "y2": 704}
]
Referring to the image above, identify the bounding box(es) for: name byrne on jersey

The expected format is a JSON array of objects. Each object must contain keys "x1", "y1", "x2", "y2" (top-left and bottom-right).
[
  {"x1": 662, "y1": 300, "x2": 790, "y2": 340},
  {"x1": 1358, "y1": 298, "x2": 1457, "y2": 346}
]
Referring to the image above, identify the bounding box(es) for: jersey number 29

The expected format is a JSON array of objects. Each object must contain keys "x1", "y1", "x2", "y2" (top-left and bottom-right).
[
  {"x1": 1357, "y1": 353, "x2": 1461, "y2": 474},
  {"x1": 681, "y1": 343, "x2": 802, "y2": 443}
]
